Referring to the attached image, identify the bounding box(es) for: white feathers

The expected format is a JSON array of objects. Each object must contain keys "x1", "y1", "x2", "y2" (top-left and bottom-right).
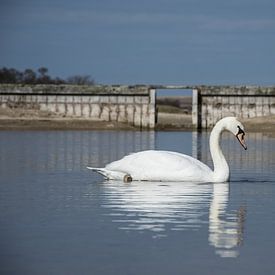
[{"x1": 105, "y1": 150, "x2": 212, "y2": 182}]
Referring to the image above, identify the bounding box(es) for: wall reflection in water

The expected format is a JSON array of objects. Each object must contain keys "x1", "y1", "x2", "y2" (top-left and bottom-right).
[
  {"x1": 0, "y1": 131, "x2": 155, "y2": 175},
  {"x1": 1, "y1": 130, "x2": 272, "y2": 177}
]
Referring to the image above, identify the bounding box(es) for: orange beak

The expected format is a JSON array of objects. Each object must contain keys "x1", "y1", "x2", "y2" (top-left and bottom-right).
[{"x1": 236, "y1": 132, "x2": 247, "y2": 150}]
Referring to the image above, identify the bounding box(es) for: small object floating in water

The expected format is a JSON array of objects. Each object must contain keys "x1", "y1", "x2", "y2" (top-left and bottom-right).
[{"x1": 87, "y1": 117, "x2": 247, "y2": 183}]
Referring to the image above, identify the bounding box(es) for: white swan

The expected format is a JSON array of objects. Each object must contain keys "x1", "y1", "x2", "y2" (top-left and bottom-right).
[{"x1": 87, "y1": 117, "x2": 247, "y2": 182}]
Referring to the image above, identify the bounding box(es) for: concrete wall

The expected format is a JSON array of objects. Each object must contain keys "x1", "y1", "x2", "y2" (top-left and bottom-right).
[
  {"x1": 192, "y1": 86, "x2": 275, "y2": 129},
  {"x1": 0, "y1": 84, "x2": 156, "y2": 128},
  {"x1": 1, "y1": 84, "x2": 274, "y2": 129}
]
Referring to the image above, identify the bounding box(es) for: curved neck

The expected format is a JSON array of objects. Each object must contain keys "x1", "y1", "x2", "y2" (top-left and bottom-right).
[{"x1": 209, "y1": 122, "x2": 229, "y2": 182}]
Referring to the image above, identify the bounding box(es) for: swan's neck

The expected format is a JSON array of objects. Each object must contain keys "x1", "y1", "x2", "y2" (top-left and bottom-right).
[{"x1": 209, "y1": 123, "x2": 229, "y2": 182}]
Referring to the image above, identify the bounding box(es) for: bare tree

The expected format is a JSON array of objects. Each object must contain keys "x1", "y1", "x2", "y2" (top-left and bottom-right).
[
  {"x1": 23, "y1": 69, "x2": 36, "y2": 84},
  {"x1": 0, "y1": 67, "x2": 96, "y2": 85},
  {"x1": 38, "y1": 67, "x2": 48, "y2": 77},
  {"x1": 0, "y1": 67, "x2": 23, "y2": 83},
  {"x1": 67, "y1": 75, "x2": 95, "y2": 85},
  {"x1": 37, "y1": 67, "x2": 50, "y2": 84}
]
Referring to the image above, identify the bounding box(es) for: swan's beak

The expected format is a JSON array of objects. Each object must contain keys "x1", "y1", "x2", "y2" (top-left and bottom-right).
[{"x1": 236, "y1": 132, "x2": 247, "y2": 150}]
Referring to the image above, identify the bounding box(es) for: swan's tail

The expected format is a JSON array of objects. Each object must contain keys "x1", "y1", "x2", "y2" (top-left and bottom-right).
[
  {"x1": 87, "y1": 167, "x2": 109, "y2": 178},
  {"x1": 87, "y1": 167, "x2": 132, "y2": 182}
]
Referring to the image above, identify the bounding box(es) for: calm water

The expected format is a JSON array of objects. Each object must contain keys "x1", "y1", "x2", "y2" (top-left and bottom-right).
[{"x1": 0, "y1": 130, "x2": 275, "y2": 274}]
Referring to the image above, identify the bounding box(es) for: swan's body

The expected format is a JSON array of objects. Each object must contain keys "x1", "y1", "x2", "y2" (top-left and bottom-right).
[{"x1": 88, "y1": 117, "x2": 247, "y2": 183}]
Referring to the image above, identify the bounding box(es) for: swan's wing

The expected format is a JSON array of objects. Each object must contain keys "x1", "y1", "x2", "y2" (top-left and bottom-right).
[{"x1": 105, "y1": 150, "x2": 212, "y2": 181}]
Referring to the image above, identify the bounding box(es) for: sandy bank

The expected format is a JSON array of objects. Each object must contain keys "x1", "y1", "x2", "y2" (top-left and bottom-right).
[
  {"x1": 242, "y1": 116, "x2": 275, "y2": 132},
  {"x1": 0, "y1": 118, "x2": 137, "y2": 130}
]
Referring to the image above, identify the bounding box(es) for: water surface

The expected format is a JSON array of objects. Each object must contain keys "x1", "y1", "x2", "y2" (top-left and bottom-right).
[{"x1": 0, "y1": 130, "x2": 274, "y2": 274}]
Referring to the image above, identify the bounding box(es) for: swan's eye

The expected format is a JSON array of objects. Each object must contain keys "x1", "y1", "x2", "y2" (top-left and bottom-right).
[{"x1": 236, "y1": 125, "x2": 245, "y2": 136}]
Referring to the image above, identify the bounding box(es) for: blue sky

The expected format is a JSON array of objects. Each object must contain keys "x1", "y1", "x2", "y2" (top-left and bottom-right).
[{"x1": 1, "y1": 0, "x2": 275, "y2": 85}]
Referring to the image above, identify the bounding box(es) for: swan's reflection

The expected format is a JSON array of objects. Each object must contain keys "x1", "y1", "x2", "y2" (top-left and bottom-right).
[
  {"x1": 100, "y1": 181, "x2": 245, "y2": 258},
  {"x1": 208, "y1": 183, "x2": 245, "y2": 257}
]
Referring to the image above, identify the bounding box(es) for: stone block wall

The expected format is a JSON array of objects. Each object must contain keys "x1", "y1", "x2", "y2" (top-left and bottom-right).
[
  {"x1": 0, "y1": 84, "x2": 156, "y2": 129},
  {"x1": 1, "y1": 84, "x2": 274, "y2": 129},
  {"x1": 194, "y1": 86, "x2": 275, "y2": 128}
]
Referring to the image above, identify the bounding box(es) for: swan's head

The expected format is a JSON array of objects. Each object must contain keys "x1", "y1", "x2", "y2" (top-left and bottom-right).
[{"x1": 222, "y1": 117, "x2": 247, "y2": 150}]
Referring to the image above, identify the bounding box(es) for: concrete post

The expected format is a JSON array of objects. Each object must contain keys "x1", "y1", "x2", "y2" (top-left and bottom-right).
[
  {"x1": 192, "y1": 89, "x2": 199, "y2": 129},
  {"x1": 149, "y1": 89, "x2": 156, "y2": 128}
]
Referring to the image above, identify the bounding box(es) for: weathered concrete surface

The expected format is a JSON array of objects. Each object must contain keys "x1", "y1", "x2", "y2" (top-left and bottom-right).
[
  {"x1": 0, "y1": 84, "x2": 156, "y2": 129},
  {"x1": 154, "y1": 85, "x2": 275, "y2": 128},
  {"x1": 192, "y1": 86, "x2": 275, "y2": 129},
  {"x1": 1, "y1": 84, "x2": 274, "y2": 129}
]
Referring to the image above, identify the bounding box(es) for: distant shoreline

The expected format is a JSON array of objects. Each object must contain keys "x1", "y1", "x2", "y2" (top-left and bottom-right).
[{"x1": 0, "y1": 115, "x2": 274, "y2": 133}]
